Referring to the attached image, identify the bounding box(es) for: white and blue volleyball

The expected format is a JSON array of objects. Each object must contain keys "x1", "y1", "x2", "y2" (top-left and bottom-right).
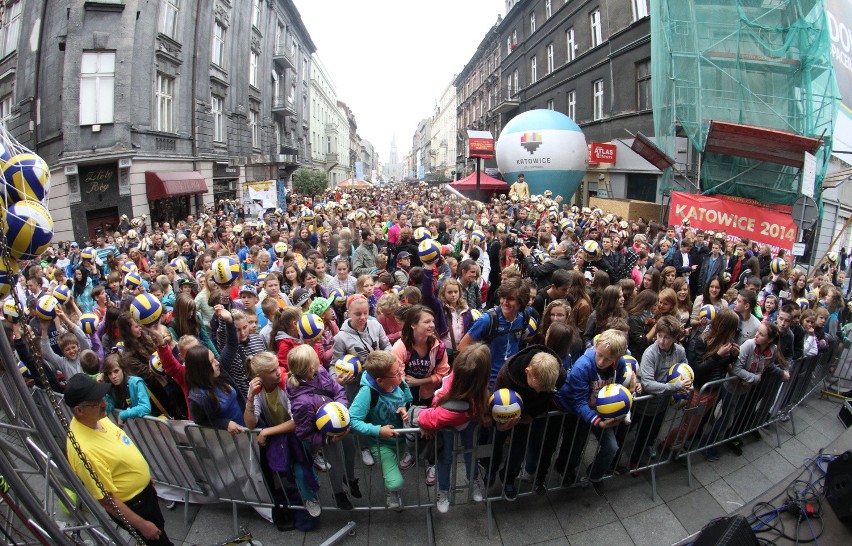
[
  {"x1": 130, "y1": 293, "x2": 163, "y2": 326},
  {"x1": 0, "y1": 260, "x2": 20, "y2": 299},
  {"x1": 334, "y1": 354, "x2": 362, "y2": 376},
  {"x1": 211, "y1": 257, "x2": 240, "y2": 286},
  {"x1": 53, "y1": 285, "x2": 72, "y2": 304},
  {"x1": 595, "y1": 384, "x2": 633, "y2": 418},
  {"x1": 770, "y1": 258, "x2": 787, "y2": 275},
  {"x1": 526, "y1": 316, "x2": 538, "y2": 337},
  {"x1": 3, "y1": 297, "x2": 21, "y2": 321},
  {"x1": 34, "y1": 295, "x2": 59, "y2": 321},
  {"x1": 698, "y1": 305, "x2": 716, "y2": 321},
  {"x1": 418, "y1": 239, "x2": 441, "y2": 264},
  {"x1": 169, "y1": 258, "x2": 187, "y2": 274},
  {"x1": 273, "y1": 241, "x2": 288, "y2": 259},
  {"x1": 124, "y1": 271, "x2": 143, "y2": 290},
  {"x1": 79, "y1": 313, "x2": 99, "y2": 335},
  {"x1": 3, "y1": 200, "x2": 54, "y2": 260},
  {"x1": 489, "y1": 388, "x2": 524, "y2": 424},
  {"x1": 315, "y1": 401, "x2": 351, "y2": 437},
  {"x1": 2, "y1": 153, "x2": 51, "y2": 203},
  {"x1": 667, "y1": 362, "x2": 695, "y2": 400},
  {"x1": 298, "y1": 313, "x2": 325, "y2": 342},
  {"x1": 414, "y1": 227, "x2": 431, "y2": 244},
  {"x1": 495, "y1": 109, "x2": 588, "y2": 202},
  {"x1": 470, "y1": 229, "x2": 486, "y2": 245},
  {"x1": 121, "y1": 261, "x2": 137, "y2": 275},
  {"x1": 149, "y1": 353, "x2": 164, "y2": 374}
]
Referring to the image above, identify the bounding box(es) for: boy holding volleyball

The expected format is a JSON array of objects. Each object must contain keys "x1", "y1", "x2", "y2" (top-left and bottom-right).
[{"x1": 349, "y1": 351, "x2": 412, "y2": 511}]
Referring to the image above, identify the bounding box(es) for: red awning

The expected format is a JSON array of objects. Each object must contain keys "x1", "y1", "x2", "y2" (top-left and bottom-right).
[
  {"x1": 704, "y1": 121, "x2": 823, "y2": 168},
  {"x1": 145, "y1": 171, "x2": 209, "y2": 201},
  {"x1": 449, "y1": 172, "x2": 509, "y2": 191}
]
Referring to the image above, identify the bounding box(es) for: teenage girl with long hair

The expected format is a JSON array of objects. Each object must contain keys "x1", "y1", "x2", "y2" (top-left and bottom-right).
[{"x1": 582, "y1": 285, "x2": 626, "y2": 347}]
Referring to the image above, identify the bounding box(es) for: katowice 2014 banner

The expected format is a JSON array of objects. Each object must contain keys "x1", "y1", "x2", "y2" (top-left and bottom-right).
[{"x1": 668, "y1": 191, "x2": 797, "y2": 255}]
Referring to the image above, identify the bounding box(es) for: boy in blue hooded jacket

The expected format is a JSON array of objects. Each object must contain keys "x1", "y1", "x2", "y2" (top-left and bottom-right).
[{"x1": 349, "y1": 351, "x2": 412, "y2": 510}]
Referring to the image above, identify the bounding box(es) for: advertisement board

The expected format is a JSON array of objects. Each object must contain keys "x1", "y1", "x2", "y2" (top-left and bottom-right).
[
  {"x1": 589, "y1": 142, "x2": 617, "y2": 164},
  {"x1": 668, "y1": 191, "x2": 797, "y2": 254},
  {"x1": 827, "y1": 0, "x2": 852, "y2": 156}
]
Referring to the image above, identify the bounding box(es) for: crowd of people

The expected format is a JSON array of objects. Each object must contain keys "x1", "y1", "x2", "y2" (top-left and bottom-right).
[{"x1": 3, "y1": 180, "x2": 851, "y2": 543}]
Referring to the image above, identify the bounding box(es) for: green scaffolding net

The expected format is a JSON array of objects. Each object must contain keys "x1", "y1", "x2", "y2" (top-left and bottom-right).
[{"x1": 652, "y1": 0, "x2": 840, "y2": 205}]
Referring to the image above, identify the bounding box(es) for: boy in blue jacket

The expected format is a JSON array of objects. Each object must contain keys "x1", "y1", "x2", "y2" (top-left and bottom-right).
[
  {"x1": 541, "y1": 329, "x2": 629, "y2": 495},
  {"x1": 349, "y1": 351, "x2": 412, "y2": 511}
]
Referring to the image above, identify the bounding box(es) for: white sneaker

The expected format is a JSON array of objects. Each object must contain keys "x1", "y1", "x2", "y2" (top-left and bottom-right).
[
  {"x1": 386, "y1": 491, "x2": 403, "y2": 511},
  {"x1": 399, "y1": 452, "x2": 416, "y2": 470},
  {"x1": 304, "y1": 498, "x2": 321, "y2": 517},
  {"x1": 394, "y1": 491, "x2": 403, "y2": 512},
  {"x1": 471, "y1": 476, "x2": 485, "y2": 502},
  {"x1": 518, "y1": 467, "x2": 534, "y2": 481},
  {"x1": 313, "y1": 452, "x2": 331, "y2": 472},
  {"x1": 361, "y1": 448, "x2": 375, "y2": 466},
  {"x1": 425, "y1": 465, "x2": 436, "y2": 486},
  {"x1": 436, "y1": 490, "x2": 450, "y2": 513}
]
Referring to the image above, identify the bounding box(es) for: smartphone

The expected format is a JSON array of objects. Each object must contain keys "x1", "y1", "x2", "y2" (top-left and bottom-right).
[{"x1": 779, "y1": 290, "x2": 791, "y2": 300}]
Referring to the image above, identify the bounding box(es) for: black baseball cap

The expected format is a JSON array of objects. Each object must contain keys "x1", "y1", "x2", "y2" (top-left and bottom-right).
[{"x1": 64, "y1": 373, "x2": 110, "y2": 408}]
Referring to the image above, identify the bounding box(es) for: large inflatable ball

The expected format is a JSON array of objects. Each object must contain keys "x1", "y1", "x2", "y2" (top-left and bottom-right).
[
  {"x1": 2, "y1": 153, "x2": 51, "y2": 203},
  {"x1": 3, "y1": 200, "x2": 54, "y2": 260},
  {"x1": 495, "y1": 109, "x2": 588, "y2": 202}
]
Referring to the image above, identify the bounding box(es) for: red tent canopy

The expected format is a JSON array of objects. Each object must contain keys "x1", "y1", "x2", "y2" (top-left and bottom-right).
[{"x1": 449, "y1": 172, "x2": 509, "y2": 191}]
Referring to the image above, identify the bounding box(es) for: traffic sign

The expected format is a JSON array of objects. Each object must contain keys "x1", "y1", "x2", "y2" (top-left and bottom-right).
[{"x1": 791, "y1": 195, "x2": 819, "y2": 231}]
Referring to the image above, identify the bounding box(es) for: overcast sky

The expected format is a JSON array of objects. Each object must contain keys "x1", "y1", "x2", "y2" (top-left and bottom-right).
[{"x1": 294, "y1": 0, "x2": 506, "y2": 165}]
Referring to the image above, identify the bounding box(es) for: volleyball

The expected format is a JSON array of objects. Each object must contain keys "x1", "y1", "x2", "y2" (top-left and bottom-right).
[
  {"x1": 560, "y1": 218, "x2": 575, "y2": 233},
  {"x1": 796, "y1": 297, "x2": 810, "y2": 310},
  {"x1": 302, "y1": 208, "x2": 315, "y2": 221},
  {"x1": 470, "y1": 229, "x2": 486, "y2": 245},
  {"x1": 121, "y1": 261, "x2": 137, "y2": 275},
  {"x1": 464, "y1": 219, "x2": 475, "y2": 231},
  {"x1": 211, "y1": 257, "x2": 240, "y2": 286},
  {"x1": 621, "y1": 354, "x2": 640, "y2": 376},
  {"x1": 328, "y1": 288, "x2": 346, "y2": 302},
  {"x1": 124, "y1": 271, "x2": 142, "y2": 290},
  {"x1": 770, "y1": 258, "x2": 786, "y2": 275},
  {"x1": 149, "y1": 353, "x2": 164, "y2": 374},
  {"x1": 193, "y1": 239, "x2": 206, "y2": 252},
  {"x1": 355, "y1": 208, "x2": 367, "y2": 221},
  {"x1": 391, "y1": 285, "x2": 405, "y2": 298},
  {"x1": 0, "y1": 141, "x2": 11, "y2": 164},
  {"x1": 0, "y1": 260, "x2": 20, "y2": 299},
  {"x1": 582, "y1": 240, "x2": 601, "y2": 260},
  {"x1": 3, "y1": 297, "x2": 21, "y2": 321},
  {"x1": 168, "y1": 258, "x2": 186, "y2": 274},
  {"x1": 826, "y1": 251, "x2": 838, "y2": 265},
  {"x1": 470, "y1": 308, "x2": 483, "y2": 320},
  {"x1": 315, "y1": 401, "x2": 351, "y2": 437},
  {"x1": 527, "y1": 316, "x2": 538, "y2": 336},
  {"x1": 126, "y1": 229, "x2": 138, "y2": 240},
  {"x1": 595, "y1": 384, "x2": 633, "y2": 418},
  {"x1": 698, "y1": 305, "x2": 716, "y2": 321},
  {"x1": 3, "y1": 200, "x2": 54, "y2": 260},
  {"x1": 79, "y1": 313, "x2": 99, "y2": 335},
  {"x1": 80, "y1": 247, "x2": 95, "y2": 262},
  {"x1": 273, "y1": 241, "x2": 288, "y2": 259},
  {"x1": 130, "y1": 293, "x2": 163, "y2": 326},
  {"x1": 256, "y1": 272, "x2": 268, "y2": 286},
  {"x1": 414, "y1": 227, "x2": 430, "y2": 243},
  {"x1": 137, "y1": 238, "x2": 150, "y2": 253},
  {"x1": 489, "y1": 388, "x2": 524, "y2": 424},
  {"x1": 2, "y1": 153, "x2": 51, "y2": 203},
  {"x1": 621, "y1": 366, "x2": 635, "y2": 387},
  {"x1": 667, "y1": 362, "x2": 694, "y2": 400},
  {"x1": 34, "y1": 295, "x2": 59, "y2": 321},
  {"x1": 418, "y1": 239, "x2": 441, "y2": 264},
  {"x1": 334, "y1": 354, "x2": 362, "y2": 376},
  {"x1": 722, "y1": 272, "x2": 731, "y2": 284},
  {"x1": 233, "y1": 224, "x2": 244, "y2": 234},
  {"x1": 298, "y1": 313, "x2": 325, "y2": 342},
  {"x1": 163, "y1": 233, "x2": 175, "y2": 245},
  {"x1": 52, "y1": 284, "x2": 71, "y2": 304},
  {"x1": 17, "y1": 361, "x2": 30, "y2": 379}
]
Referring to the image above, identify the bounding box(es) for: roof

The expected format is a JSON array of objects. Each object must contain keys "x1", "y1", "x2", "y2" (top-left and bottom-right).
[
  {"x1": 704, "y1": 121, "x2": 823, "y2": 168},
  {"x1": 449, "y1": 171, "x2": 508, "y2": 191}
]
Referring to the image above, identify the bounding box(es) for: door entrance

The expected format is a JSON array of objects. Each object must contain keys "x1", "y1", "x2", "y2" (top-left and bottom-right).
[{"x1": 86, "y1": 207, "x2": 119, "y2": 241}]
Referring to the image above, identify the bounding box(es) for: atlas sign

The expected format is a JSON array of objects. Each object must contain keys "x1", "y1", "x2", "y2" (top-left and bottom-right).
[{"x1": 589, "y1": 142, "x2": 617, "y2": 164}]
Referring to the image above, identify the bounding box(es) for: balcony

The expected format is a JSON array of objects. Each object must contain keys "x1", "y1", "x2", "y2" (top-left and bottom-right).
[
  {"x1": 279, "y1": 139, "x2": 299, "y2": 155},
  {"x1": 325, "y1": 153, "x2": 339, "y2": 166},
  {"x1": 272, "y1": 44, "x2": 295, "y2": 69},
  {"x1": 271, "y1": 96, "x2": 297, "y2": 117},
  {"x1": 277, "y1": 153, "x2": 302, "y2": 166},
  {"x1": 491, "y1": 88, "x2": 519, "y2": 114},
  {"x1": 325, "y1": 123, "x2": 338, "y2": 135}
]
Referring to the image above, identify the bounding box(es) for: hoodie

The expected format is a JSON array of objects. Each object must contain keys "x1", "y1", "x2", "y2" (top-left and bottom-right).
[
  {"x1": 727, "y1": 339, "x2": 783, "y2": 394},
  {"x1": 494, "y1": 345, "x2": 567, "y2": 418},
  {"x1": 330, "y1": 317, "x2": 392, "y2": 364},
  {"x1": 288, "y1": 366, "x2": 348, "y2": 449},
  {"x1": 417, "y1": 372, "x2": 477, "y2": 431},
  {"x1": 553, "y1": 347, "x2": 627, "y2": 427},
  {"x1": 275, "y1": 332, "x2": 301, "y2": 373},
  {"x1": 349, "y1": 371, "x2": 412, "y2": 446}
]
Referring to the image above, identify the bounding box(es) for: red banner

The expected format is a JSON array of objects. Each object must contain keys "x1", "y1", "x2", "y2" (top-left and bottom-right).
[
  {"x1": 589, "y1": 142, "x2": 617, "y2": 164},
  {"x1": 668, "y1": 191, "x2": 797, "y2": 254},
  {"x1": 468, "y1": 137, "x2": 495, "y2": 159}
]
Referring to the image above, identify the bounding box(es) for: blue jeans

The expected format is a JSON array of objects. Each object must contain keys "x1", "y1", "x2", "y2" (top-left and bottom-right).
[{"x1": 437, "y1": 424, "x2": 478, "y2": 491}]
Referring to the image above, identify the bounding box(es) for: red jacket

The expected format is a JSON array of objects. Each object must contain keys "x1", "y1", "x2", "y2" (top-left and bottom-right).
[
  {"x1": 417, "y1": 373, "x2": 477, "y2": 431},
  {"x1": 157, "y1": 344, "x2": 190, "y2": 419},
  {"x1": 275, "y1": 334, "x2": 301, "y2": 374}
]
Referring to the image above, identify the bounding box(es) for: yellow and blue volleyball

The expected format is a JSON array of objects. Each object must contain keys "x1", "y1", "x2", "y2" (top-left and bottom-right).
[
  {"x1": 354, "y1": 208, "x2": 368, "y2": 221},
  {"x1": 149, "y1": 353, "x2": 164, "y2": 374},
  {"x1": 302, "y1": 208, "x2": 315, "y2": 221},
  {"x1": 414, "y1": 227, "x2": 431, "y2": 244},
  {"x1": 796, "y1": 297, "x2": 810, "y2": 310},
  {"x1": 2, "y1": 153, "x2": 51, "y2": 203},
  {"x1": 544, "y1": 189, "x2": 553, "y2": 198},
  {"x1": 3, "y1": 200, "x2": 54, "y2": 260},
  {"x1": 124, "y1": 271, "x2": 143, "y2": 290},
  {"x1": 667, "y1": 362, "x2": 694, "y2": 400},
  {"x1": 0, "y1": 141, "x2": 11, "y2": 164},
  {"x1": 137, "y1": 238, "x2": 150, "y2": 253},
  {"x1": 53, "y1": 284, "x2": 72, "y2": 304},
  {"x1": 489, "y1": 388, "x2": 524, "y2": 424},
  {"x1": 130, "y1": 293, "x2": 163, "y2": 326},
  {"x1": 328, "y1": 288, "x2": 346, "y2": 303},
  {"x1": 621, "y1": 354, "x2": 640, "y2": 376},
  {"x1": 0, "y1": 260, "x2": 20, "y2": 299},
  {"x1": 560, "y1": 218, "x2": 575, "y2": 233},
  {"x1": 256, "y1": 272, "x2": 268, "y2": 286},
  {"x1": 211, "y1": 256, "x2": 240, "y2": 286},
  {"x1": 120, "y1": 261, "x2": 137, "y2": 275},
  {"x1": 770, "y1": 258, "x2": 786, "y2": 275},
  {"x1": 826, "y1": 251, "x2": 838, "y2": 265},
  {"x1": 126, "y1": 229, "x2": 138, "y2": 240},
  {"x1": 298, "y1": 313, "x2": 325, "y2": 342},
  {"x1": 193, "y1": 239, "x2": 206, "y2": 252},
  {"x1": 698, "y1": 305, "x2": 716, "y2": 321},
  {"x1": 470, "y1": 229, "x2": 486, "y2": 245},
  {"x1": 418, "y1": 239, "x2": 441, "y2": 264},
  {"x1": 527, "y1": 316, "x2": 538, "y2": 336},
  {"x1": 582, "y1": 240, "x2": 601, "y2": 261},
  {"x1": 163, "y1": 233, "x2": 175, "y2": 245},
  {"x1": 621, "y1": 366, "x2": 635, "y2": 387},
  {"x1": 595, "y1": 384, "x2": 633, "y2": 418},
  {"x1": 334, "y1": 354, "x2": 362, "y2": 376},
  {"x1": 79, "y1": 313, "x2": 99, "y2": 335},
  {"x1": 548, "y1": 242, "x2": 558, "y2": 256},
  {"x1": 721, "y1": 272, "x2": 731, "y2": 284},
  {"x1": 391, "y1": 285, "x2": 405, "y2": 298},
  {"x1": 34, "y1": 295, "x2": 59, "y2": 321},
  {"x1": 273, "y1": 241, "x2": 289, "y2": 259},
  {"x1": 80, "y1": 247, "x2": 95, "y2": 262},
  {"x1": 464, "y1": 219, "x2": 475, "y2": 231},
  {"x1": 169, "y1": 258, "x2": 187, "y2": 274},
  {"x1": 3, "y1": 297, "x2": 21, "y2": 321},
  {"x1": 315, "y1": 401, "x2": 351, "y2": 437},
  {"x1": 17, "y1": 361, "x2": 30, "y2": 379}
]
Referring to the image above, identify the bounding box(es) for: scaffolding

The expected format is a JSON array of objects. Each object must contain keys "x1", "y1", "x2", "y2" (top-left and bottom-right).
[{"x1": 652, "y1": 0, "x2": 840, "y2": 205}]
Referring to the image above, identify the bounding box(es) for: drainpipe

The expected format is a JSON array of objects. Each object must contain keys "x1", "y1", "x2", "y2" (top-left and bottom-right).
[
  {"x1": 190, "y1": 0, "x2": 203, "y2": 213},
  {"x1": 32, "y1": 0, "x2": 49, "y2": 151}
]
